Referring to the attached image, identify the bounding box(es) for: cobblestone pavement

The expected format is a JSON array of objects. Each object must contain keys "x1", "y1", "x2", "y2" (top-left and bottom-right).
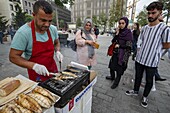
[{"x1": 0, "y1": 34, "x2": 170, "y2": 113}]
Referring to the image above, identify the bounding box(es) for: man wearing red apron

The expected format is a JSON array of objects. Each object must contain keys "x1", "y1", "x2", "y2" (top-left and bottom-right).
[{"x1": 9, "y1": 1, "x2": 63, "y2": 82}]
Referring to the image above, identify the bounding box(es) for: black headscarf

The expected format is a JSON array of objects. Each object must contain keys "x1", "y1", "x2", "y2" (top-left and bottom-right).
[
  {"x1": 119, "y1": 17, "x2": 132, "y2": 41},
  {"x1": 118, "y1": 17, "x2": 132, "y2": 66}
]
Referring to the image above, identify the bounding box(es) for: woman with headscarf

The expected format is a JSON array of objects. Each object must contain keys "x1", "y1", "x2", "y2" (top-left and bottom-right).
[
  {"x1": 106, "y1": 17, "x2": 133, "y2": 89},
  {"x1": 132, "y1": 22, "x2": 140, "y2": 60},
  {"x1": 75, "y1": 18, "x2": 97, "y2": 70}
]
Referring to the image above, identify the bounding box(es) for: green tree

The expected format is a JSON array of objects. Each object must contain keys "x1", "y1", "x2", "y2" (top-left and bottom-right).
[
  {"x1": 55, "y1": 0, "x2": 74, "y2": 7},
  {"x1": 76, "y1": 17, "x2": 82, "y2": 28},
  {"x1": 109, "y1": 0, "x2": 123, "y2": 28},
  {"x1": 136, "y1": 6, "x2": 148, "y2": 26},
  {"x1": 59, "y1": 19, "x2": 65, "y2": 28},
  {"x1": 159, "y1": 0, "x2": 170, "y2": 24},
  {"x1": 52, "y1": 12, "x2": 57, "y2": 26},
  {"x1": 25, "y1": 14, "x2": 33, "y2": 22},
  {"x1": 109, "y1": 1, "x2": 116, "y2": 28},
  {"x1": 98, "y1": 12, "x2": 107, "y2": 32},
  {"x1": 92, "y1": 15, "x2": 98, "y2": 26},
  {"x1": 115, "y1": 0, "x2": 122, "y2": 22},
  {"x1": 13, "y1": 4, "x2": 27, "y2": 29},
  {"x1": 0, "y1": 14, "x2": 9, "y2": 32}
]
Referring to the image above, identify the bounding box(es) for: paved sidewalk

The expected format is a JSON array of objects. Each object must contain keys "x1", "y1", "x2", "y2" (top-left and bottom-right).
[{"x1": 0, "y1": 34, "x2": 170, "y2": 113}]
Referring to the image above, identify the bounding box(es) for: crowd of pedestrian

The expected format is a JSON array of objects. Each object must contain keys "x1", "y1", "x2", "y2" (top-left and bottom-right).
[
  {"x1": 3, "y1": 0, "x2": 170, "y2": 110},
  {"x1": 0, "y1": 26, "x2": 16, "y2": 44},
  {"x1": 105, "y1": 1, "x2": 170, "y2": 108}
]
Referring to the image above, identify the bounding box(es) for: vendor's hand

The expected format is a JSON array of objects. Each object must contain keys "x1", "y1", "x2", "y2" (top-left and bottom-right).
[
  {"x1": 56, "y1": 51, "x2": 63, "y2": 62},
  {"x1": 32, "y1": 63, "x2": 49, "y2": 76}
]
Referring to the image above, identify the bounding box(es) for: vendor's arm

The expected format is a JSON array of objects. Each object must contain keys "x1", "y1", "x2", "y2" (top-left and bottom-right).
[
  {"x1": 54, "y1": 38, "x2": 61, "y2": 52},
  {"x1": 9, "y1": 49, "x2": 35, "y2": 69},
  {"x1": 9, "y1": 29, "x2": 35, "y2": 69}
]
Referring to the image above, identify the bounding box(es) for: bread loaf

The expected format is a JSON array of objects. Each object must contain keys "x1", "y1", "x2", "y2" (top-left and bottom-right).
[{"x1": 0, "y1": 80, "x2": 21, "y2": 97}]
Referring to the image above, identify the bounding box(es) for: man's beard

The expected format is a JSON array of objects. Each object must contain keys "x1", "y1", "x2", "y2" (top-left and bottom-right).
[{"x1": 148, "y1": 15, "x2": 159, "y2": 22}]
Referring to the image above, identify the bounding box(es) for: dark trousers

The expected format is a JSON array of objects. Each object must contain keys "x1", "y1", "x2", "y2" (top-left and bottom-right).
[
  {"x1": 110, "y1": 69, "x2": 115, "y2": 79},
  {"x1": 111, "y1": 69, "x2": 122, "y2": 86},
  {"x1": 155, "y1": 69, "x2": 161, "y2": 79},
  {"x1": 0, "y1": 36, "x2": 3, "y2": 44},
  {"x1": 134, "y1": 62, "x2": 157, "y2": 97}
]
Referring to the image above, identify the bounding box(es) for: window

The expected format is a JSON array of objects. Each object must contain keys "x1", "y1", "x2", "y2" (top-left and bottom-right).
[
  {"x1": 25, "y1": 9, "x2": 28, "y2": 13},
  {"x1": 29, "y1": 2, "x2": 31, "y2": 7},
  {"x1": 29, "y1": 10, "x2": 32, "y2": 14},
  {"x1": 11, "y1": 13, "x2": 14, "y2": 20},
  {"x1": 87, "y1": 2, "x2": 91, "y2": 8},
  {"x1": 15, "y1": 5, "x2": 18, "y2": 11},
  {"x1": 25, "y1": 1, "x2": 27, "y2": 6},
  {"x1": 10, "y1": 4, "x2": 13, "y2": 11},
  {"x1": 87, "y1": 10, "x2": 91, "y2": 16}
]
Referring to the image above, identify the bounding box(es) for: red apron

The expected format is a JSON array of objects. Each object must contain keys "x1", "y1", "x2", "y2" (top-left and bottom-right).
[{"x1": 27, "y1": 20, "x2": 58, "y2": 82}]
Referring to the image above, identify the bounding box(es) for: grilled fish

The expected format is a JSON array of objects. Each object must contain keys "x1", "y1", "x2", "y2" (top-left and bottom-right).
[
  {"x1": 61, "y1": 71, "x2": 77, "y2": 78},
  {"x1": 0, "y1": 103, "x2": 21, "y2": 113},
  {"x1": 33, "y1": 86, "x2": 56, "y2": 102},
  {"x1": 15, "y1": 104, "x2": 32, "y2": 113},
  {"x1": 16, "y1": 93, "x2": 42, "y2": 113},
  {"x1": 28, "y1": 93, "x2": 52, "y2": 108}
]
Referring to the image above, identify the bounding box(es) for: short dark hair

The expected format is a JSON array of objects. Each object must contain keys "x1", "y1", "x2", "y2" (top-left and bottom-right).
[
  {"x1": 33, "y1": 0, "x2": 53, "y2": 14},
  {"x1": 146, "y1": 1, "x2": 163, "y2": 11}
]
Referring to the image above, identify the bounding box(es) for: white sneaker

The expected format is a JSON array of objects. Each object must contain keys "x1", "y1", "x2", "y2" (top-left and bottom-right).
[
  {"x1": 125, "y1": 90, "x2": 138, "y2": 96},
  {"x1": 141, "y1": 97, "x2": 148, "y2": 108}
]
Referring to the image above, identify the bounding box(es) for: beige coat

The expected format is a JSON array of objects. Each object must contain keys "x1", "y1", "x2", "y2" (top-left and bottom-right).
[{"x1": 75, "y1": 30, "x2": 97, "y2": 66}]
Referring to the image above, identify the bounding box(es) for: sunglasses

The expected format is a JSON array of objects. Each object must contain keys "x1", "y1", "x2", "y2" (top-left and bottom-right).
[
  {"x1": 86, "y1": 24, "x2": 91, "y2": 27},
  {"x1": 147, "y1": 12, "x2": 157, "y2": 15},
  {"x1": 119, "y1": 22, "x2": 125, "y2": 25}
]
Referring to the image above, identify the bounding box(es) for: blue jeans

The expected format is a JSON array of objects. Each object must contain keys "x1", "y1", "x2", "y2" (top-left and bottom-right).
[{"x1": 134, "y1": 62, "x2": 157, "y2": 97}]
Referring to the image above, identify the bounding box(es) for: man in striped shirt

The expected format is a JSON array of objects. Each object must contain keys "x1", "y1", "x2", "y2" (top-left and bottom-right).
[{"x1": 125, "y1": 1, "x2": 170, "y2": 108}]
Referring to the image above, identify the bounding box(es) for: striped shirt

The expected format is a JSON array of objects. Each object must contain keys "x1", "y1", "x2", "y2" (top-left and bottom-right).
[{"x1": 136, "y1": 22, "x2": 170, "y2": 67}]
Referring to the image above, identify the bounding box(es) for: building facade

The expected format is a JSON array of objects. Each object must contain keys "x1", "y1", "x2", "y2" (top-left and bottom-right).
[
  {"x1": 0, "y1": 0, "x2": 71, "y2": 27},
  {"x1": 57, "y1": 6, "x2": 71, "y2": 23},
  {"x1": 21, "y1": 0, "x2": 35, "y2": 15},
  {"x1": 71, "y1": 0, "x2": 127, "y2": 23},
  {"x1": 0, "y1": 0, "x2": 22, "y2": 25}
]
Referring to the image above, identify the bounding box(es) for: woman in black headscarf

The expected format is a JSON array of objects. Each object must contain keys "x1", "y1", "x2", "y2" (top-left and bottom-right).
[{"x1": 106, "y1": 17, "x2": 133, "y2": 89}]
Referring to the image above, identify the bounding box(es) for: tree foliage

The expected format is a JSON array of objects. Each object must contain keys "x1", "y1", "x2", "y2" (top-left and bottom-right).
[
  {"x1": 52, "y1": 12, "x2": 57, "y2": 26},
  {"x1": 59, "y1": 19, "x2": 65, "y2": 28},
  {"x1": 159, "y1": 0, "x2": 170, "y2": 24},
  {"x1": 55, "y1": 0, "x2": 74, "y2": 7},
  {"x1": 136, "y1": 6, "x2": 148, "y2": 26},
  {"x1": 109, "y1": 0, "x2": 123, "y2": 28},
  {"x1": 92, "y1": 15, "x2": 98, "y2": 26},
  {"x1": 0, "y1": 14, "x2": 9, "y2": 32},
  {"x1": 13, "y1": 4, "x2": 27, "y2": 29},
  {"x1": 76, "y1": 17, "x2": 82, "y2": 28},
  {"x1": 109, "y1": 1, "x2": 116, "y2": 28},
  {"x1": 25, "y1": 14, "x2": 33, "y2": 22},
  {"x1": 98, "y1": 12, "x2": 107, "y2": 32}
]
